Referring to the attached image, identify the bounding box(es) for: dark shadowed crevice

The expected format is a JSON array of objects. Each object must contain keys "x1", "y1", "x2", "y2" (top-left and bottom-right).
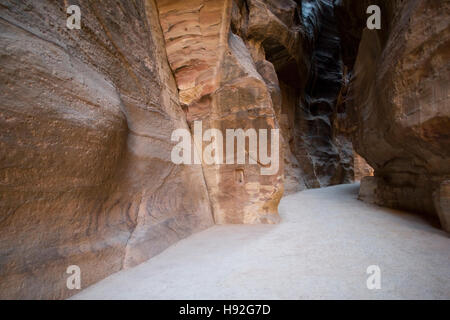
[{"x1": 300, "y1": 0, "x2": 354, "y2": 187}]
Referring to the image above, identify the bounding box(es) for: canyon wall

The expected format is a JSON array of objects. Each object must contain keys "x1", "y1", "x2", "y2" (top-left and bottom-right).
[
  {"x1": 157, "y1": 0, "x2": 286, "y2": 224},
  {"x1": 0, "y1": 0, "x2": 358, "y2": 299},
  {"x1": 156, "y1": 0, "x2": 355, "y2": 204},
  {"x1": 301, "y1": 0, "x2": 354, "y2": 187},
  {"x1": 2, "y1": 0, "x2": 434, "y2": 299},
  {"x1": 335, "y1": 0, "x2": 450, "y2": 230},
  {"x1": 0, "y1": 0, "x2": 214, "y2": 299}
]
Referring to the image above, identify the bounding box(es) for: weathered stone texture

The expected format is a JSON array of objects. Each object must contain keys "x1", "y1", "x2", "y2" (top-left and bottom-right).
[
  {"x1": 353, "y1": 152, "x2": 374, "y2": 181},
  {"x1": 0, "y1": 0, "x2": 213, "y2": 299},
  {"x1": 158, "y1": 0, "x2": 286, "y2": 223},
  {"x1": 4, "y1": 0, "x2": 448, "y2": 301},
  {"x1": 301, "y1": 0, "x2": 354, "y2": 188},
  {"x1": 158, "y1": 0, "x2": 355, "y2": 202},
  {"x1": 336, "y1": 0, "x2": 450, "y2": 229}
]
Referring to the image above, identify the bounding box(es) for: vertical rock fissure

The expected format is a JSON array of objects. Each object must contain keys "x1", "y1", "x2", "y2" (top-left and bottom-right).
[{"x1": 301, "y1": 0, "x2": 353, "y2": 187}]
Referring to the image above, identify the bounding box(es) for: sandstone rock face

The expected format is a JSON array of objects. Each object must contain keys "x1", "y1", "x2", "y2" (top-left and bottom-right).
[
  {"x1": 336, "y1": 0, "x2": 450, "y2": 229},
  {"x1": 434, "y1": 180, "x2": 450, "y2": 232},
  {"x1": 157, "y1": 0, "x2": 283, "y2": 224},
  {"x1": 157, "y1": 0, "x2": 354, "y2": 202},
  {"x1": 353, "y1": 152, "x2": 374, "y2": 182},
  {"x1": 0, "y1": 0, "x2": 213, "y2": 299},
  {"x1": 1, "y1": 0, "x2": 421, "y2": 300}
]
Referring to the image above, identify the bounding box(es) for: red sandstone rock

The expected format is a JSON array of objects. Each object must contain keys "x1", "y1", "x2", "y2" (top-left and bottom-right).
[
  {"x1": 3, "y1": 0, "x2": 447, "y2": 301},
  {"x1": 0, "y1": 0, "x2": 213, "y2": 299},
  {"x1": 336, "y1": 0, "x2": 450, "y2": 229}
]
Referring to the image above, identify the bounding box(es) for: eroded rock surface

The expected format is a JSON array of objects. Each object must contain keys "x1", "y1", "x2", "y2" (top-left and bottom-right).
[
  {"x1": 335, "y1": 0, "x2": 450, "y2": 229},
  {"x1": 0, "y1": 0, "x2": 213, "y2": 299},
  {"x1": 157, "y1": 0, "x2": 282, "y2": 224},
  {"x1": 157, "y1": 0, "x2": 355, "y2": 205},
  {"x1": 301, "y1": 0, "x2": 354, "y2": 187},
  {"x1": 0, "y1": 0, "x2": 360, "y2": 299},
  {"x1": 5, "y1": 0, "x2": 447, "y2": 301}
]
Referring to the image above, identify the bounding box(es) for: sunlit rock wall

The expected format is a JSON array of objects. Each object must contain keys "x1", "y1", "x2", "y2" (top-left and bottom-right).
[{"x1": 0, "y1": 0, "x2": 214, "y2": 299}]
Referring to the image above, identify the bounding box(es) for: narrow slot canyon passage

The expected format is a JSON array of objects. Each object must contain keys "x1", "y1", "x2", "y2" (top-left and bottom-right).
[
  {"x1": 72, "y1": 184, "x2": 450, "y2": 299},
  {"x1": 73, "y1": 0, "x2": 450, "y2": 299},
  {"x1": 0, "y1": 0, "x2": 448, "y2": 300}
]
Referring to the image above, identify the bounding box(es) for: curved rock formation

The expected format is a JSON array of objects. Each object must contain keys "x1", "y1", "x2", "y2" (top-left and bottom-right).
[
  {"x1": 301, "y1": 0, "x2": 354, "y2": 187},
  {"x1": 0, "y1": 0, "x2": 213, "y2": 299},
  {"x1": 335, "y1": 0, "x2": 450, "y2": 230},
  {"x1": 157, "y1": 0, "x2": 355, "y2": 201},
  {"x1": 2, "y1": 0, "x2": 446, "y2": 300}
]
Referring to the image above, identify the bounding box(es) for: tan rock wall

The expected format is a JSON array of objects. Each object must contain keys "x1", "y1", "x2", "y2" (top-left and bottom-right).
[
  {"x1": 157, "y1": 0, "x2": 286, "y2": 223},
  {"x1": 0, "y1": 0, "x2": 213, "y2": 299},
  {"x1": 353, "y1": 152, "x2": 373, "y2": 182},
  {"x1": 157, "y1": 0, "x2": 352, "y2": 207},
  {"x1": 336, "y1": 0, "x2": 450, "y2": 230}
]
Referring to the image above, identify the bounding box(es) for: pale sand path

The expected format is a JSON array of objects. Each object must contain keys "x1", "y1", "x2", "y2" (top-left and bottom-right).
[{"x1": 72, "y1": 184, "x2": 450, "y2": 299}]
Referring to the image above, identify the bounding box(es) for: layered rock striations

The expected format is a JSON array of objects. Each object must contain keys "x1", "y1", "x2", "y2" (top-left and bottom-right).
[
  {"x1": 335, "y1": 0, "x2": 450, "y2": 230},
  {"x1": 301, "y1": 0, "x2": 355, "y2": 187},
  {"x1": 157, "y1": 0, "x2": 356, "y2": 203},
  {"x1": 0, "y1": 0, "x2": 213, "y2": 299},
  {"x1": 4, "y1": 0, "x2": 445, "y2": 300},
  {"x1": 157, "y1": 0, "x2": 283, "y2": 224}
]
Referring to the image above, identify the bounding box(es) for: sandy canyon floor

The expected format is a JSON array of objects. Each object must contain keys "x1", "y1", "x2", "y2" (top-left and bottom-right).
[{"x1": 72, "y1": 184, "x2": 450, "y2": 299}]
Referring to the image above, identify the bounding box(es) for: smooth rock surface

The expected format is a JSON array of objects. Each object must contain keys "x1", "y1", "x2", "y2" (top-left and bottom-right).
[
  {"x1": 0, "y1": 0, "x2": 213, "y2": 299},
  {"x1": 2, "y1": 0, "x2": 448, "y2": 301},
  {"x1": 157, "y1": 0, "x2": 358, "y2": 219},
  {"x1": 72, "y1": 184, "x2": 450, "y2": 300},
  {"x1": 335, "y1": 0, "x2": 450, "y2": 228},
  {"x1": 157, "y1": 0, "x2": 285, "y2": 224}
]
